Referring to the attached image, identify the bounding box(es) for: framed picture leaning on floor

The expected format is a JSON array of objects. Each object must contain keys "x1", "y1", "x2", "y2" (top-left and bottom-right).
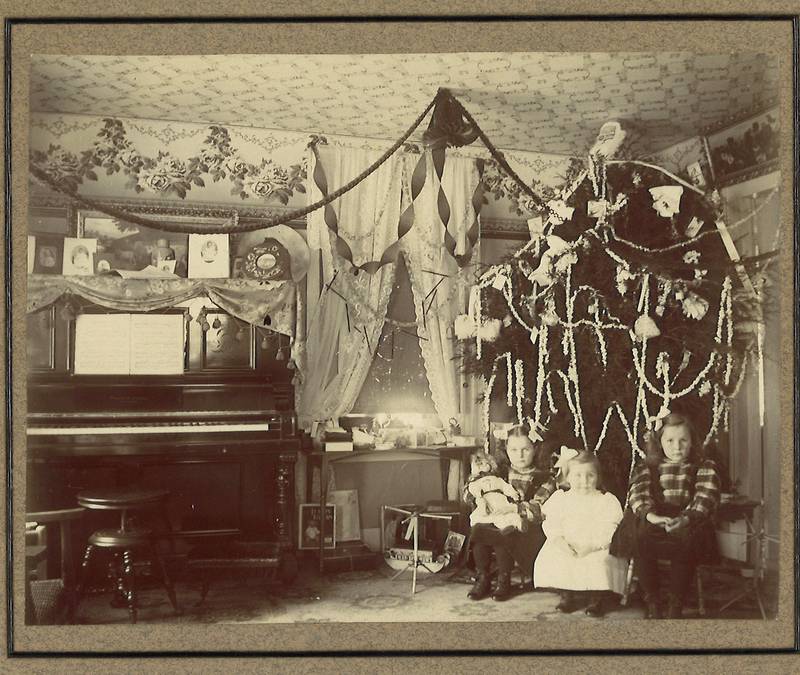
[{"x1": 298, "y1": 504, "x2": 336, "y2": 550}]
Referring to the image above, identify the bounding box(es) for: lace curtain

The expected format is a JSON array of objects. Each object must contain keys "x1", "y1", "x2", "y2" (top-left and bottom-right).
[
  {"x1": 402, "y1": 152, "x2": 483, "y2": 497},
  {"x1": 297, "y1": 146, "x2": 402, "y2": 429},
  {"x1": 402, "y1": 151, "x2": 481, "y2": 427}
]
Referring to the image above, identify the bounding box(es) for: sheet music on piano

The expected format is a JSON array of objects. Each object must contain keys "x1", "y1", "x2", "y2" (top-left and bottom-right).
[{"x1": 74, "y1": 313, "x2": 184, "y2": 375}]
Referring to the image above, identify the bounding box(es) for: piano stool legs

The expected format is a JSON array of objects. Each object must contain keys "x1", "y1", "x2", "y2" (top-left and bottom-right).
[
  {"x1": 74, "y1": 537, "x2": 181, "y2": 624},
  {"x1": 72, "y1": 543, "x2": 95, "y2": 621},
  {"x1": 121, "y1": 549, "x2": 137, "y2": 623},
  {"x1": 150, "y1": 541, "x2": 180, "y2": 614}
]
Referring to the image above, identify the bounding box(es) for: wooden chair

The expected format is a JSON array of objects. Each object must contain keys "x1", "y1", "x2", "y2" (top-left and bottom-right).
[
  {"x1": 619, "y1": 558, "x2": 707, "y2": 616},
  {"x1": 25, "y1": 508, "x2": 85, "y2": 624}
]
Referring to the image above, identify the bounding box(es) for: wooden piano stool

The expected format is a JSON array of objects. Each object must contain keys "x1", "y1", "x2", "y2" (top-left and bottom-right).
[{"x1": 74, "y1": 488, "x2": 180, "y2": 624}]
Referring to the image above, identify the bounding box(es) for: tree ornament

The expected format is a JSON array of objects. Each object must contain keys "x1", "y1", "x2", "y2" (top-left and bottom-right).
[
  {"x1": 681, "y1": 293, "x2": 709, "y2": 320},
  {"x1": 615, "y1": 266, "x2": 635, "y2": 295},
  {"x1": 545, "y1": 200, "x2": 575, "y2": 225},
  {"x1": 655, "y1": 279, "x2": 672, "y2": 317},
  {"x1": 589, "y1": 120, "x2": 627, "y2": 160},
  {"x1": 649, "y1": 185, "x2": 683, "y2": 218},
  {"x1": 454, "y1": 314, "x2": 476, "y2": 339},
  {"x1": 634, "y1": 314, "x2": 660, "y2": 340},
  {"x1": 541, "y1": 307, "x2": 559, "y2": 327},
  {"x1": 477, "y1": 318, "x2": 501, "y2": 342}
]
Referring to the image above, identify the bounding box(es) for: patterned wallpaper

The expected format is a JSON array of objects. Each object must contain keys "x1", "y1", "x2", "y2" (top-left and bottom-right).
[
  {"x1": 30, "y1": 52, "x2": 779, "y2": 157},
  {"x1": 29, "y1": 112, "x2": 573, "y2": 223}
]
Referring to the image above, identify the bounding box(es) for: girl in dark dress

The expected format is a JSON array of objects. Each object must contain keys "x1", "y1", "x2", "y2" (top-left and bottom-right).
[
  {"x1": 627, "y1": 413, "x2": 721, "y2": 618},
  {"x1": 464, "y1": 423, "x2": 557, "y2": 601}
]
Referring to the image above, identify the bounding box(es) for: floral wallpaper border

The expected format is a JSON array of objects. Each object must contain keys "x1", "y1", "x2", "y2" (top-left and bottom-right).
[{"x1": 31, "y1": 118, "x2": 307, "y2": 204}]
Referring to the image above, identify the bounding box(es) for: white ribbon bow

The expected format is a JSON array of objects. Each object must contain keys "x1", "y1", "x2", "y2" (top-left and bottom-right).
[
  {"x1": 554, "y1": 446, "x2": 580, "y2": 469},
  {"x1": 527, "y1": 427, "x2": 543, "y2": 443},
  {"x1": 649, "y1": 186, "x2": 684, "y2": 218},
  {"x1": 648, "y1": 405, "x2": 672, "y2": 432}
]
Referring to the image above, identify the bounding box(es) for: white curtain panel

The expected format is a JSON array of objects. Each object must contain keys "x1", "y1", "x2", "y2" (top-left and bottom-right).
[{"x1": 298, "y1": 146, "x2": 402, "y2": 429}]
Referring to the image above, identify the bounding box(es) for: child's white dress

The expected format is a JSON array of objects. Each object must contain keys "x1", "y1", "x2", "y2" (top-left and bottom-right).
[{"x1": 534, "y1": 489, "x2": 628, "y2": 594}]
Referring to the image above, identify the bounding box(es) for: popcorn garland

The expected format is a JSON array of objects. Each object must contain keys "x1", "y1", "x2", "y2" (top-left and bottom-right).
[
  {"x1": 506, "y1": 352, "x2": 514, "y2": 408},
  {"x1": 482, "y1": 365, "x2": 498, "y2": 454},
  {"x1": 459, "y1": 153, "x2": 765, "y2": 497},
  {"x1": 514, "y1": 358, "x2": 525, "y2": 425},
  {"x1": 473, "y1": 255, "x2": 738, "y2": 459},
  {"x1": 474, "y1": 261, "x2": 739, "y2": 461}
]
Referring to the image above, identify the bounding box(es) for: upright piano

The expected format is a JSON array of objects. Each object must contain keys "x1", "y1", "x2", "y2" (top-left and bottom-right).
[{"x1": 26, "y1": 303, "x2": 305, "y2": 579}]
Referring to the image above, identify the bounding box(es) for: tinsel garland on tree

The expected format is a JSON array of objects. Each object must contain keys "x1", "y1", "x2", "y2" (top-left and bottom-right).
[{"x1": 459, "y1": 161, "x2": 769, "y2": 500}]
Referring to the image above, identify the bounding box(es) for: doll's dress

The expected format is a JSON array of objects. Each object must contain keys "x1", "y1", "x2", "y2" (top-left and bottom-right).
[{"x1": 467, "y1": 473, "x2": 523, "y2": 531}]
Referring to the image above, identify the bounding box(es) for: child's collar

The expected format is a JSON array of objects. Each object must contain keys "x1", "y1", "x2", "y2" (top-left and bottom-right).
[{"x1": 508, "y1": 465, "x2": 538, "y2": 475}]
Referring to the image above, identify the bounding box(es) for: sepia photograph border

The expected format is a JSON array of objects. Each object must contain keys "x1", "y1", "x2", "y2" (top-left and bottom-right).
[{"x1": 4, "y1": 3, "x2": 798, "y2": 669}]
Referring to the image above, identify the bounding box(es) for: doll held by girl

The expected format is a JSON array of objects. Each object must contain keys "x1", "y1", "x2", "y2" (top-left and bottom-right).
[
  {"x1": 626, "y1": 412, "x2": 720, "y2": 619},
  {"x1": 464, "y1": 423, "x2": 557, "y2": 602},
  {"x1": 464, "y1": 452, "x2": 525, "y2": 534},
  {"x1": 534, "y1": 451, "x2": 628, "y2": 617}
]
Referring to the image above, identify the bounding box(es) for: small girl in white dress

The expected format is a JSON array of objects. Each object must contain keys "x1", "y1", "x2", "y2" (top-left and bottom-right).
[{"x1": 534, "y1": 450, "x2": 628, "y2": 617}]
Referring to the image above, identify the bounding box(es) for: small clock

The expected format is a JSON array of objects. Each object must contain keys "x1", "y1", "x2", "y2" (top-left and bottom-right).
[{"x1": 243, "y1": 238, "x2": 291, "y2": 281}]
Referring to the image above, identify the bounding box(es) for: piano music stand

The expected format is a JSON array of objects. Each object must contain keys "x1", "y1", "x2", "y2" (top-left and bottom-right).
[{"x1": 380, "y1": 504, "x2": 458, "y2": 595}]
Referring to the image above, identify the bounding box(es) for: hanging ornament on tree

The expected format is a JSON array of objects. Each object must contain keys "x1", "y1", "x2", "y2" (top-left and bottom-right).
[
  {"x1": 529, "y1": 235, "x2": 575, "y2": 287},
  {"x1": 634, "y1": 274, "x2": 660, "y2": 340},
  {"x1": 477, "y1": 318, "x2": 501, "y2": 342},
  {"x1": 545, "y1": 199, "x2": 575, "y2": 226},
  {"x1": 681, "y1": 292, "x2": 710, "y2": 320},
  {"x1": 541, "y1": 296, "x2": 559, "y2": 327},
  {"x1": 589, "y1": 121, "x2": 627, "y2": 160},
  {"x1": 634, "y1": 314, "x2": 660, "y2": 340},
  {"x1": 649, "y1": 185, "x2": 683, "y2": 218},
  {"x1": 454, "y1": 314, "x2": 476, "y2": 339}
]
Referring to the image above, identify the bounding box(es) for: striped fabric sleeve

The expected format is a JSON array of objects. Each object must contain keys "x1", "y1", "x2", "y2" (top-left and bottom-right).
[
  {"x1": 684, "y1": 460, "x2": 721, "y2": 519},
  {"x1": 627, "y1": 462, "x2": 654, "y2": 518}
]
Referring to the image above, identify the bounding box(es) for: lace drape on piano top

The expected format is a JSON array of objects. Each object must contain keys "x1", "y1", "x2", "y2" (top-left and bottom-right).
[{"x1": 27, "y1": 275, "x2": 298, "y2": 338}]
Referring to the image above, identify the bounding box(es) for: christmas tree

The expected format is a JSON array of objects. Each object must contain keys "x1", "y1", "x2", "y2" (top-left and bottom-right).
[{"x1": 460, "y1": 153, "x2": 766, "y2": 500}]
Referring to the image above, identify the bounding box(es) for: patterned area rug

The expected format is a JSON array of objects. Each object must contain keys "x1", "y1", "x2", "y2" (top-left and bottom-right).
[{"x1": 73, "y1": 563, "x2": 766, "y2": 625}]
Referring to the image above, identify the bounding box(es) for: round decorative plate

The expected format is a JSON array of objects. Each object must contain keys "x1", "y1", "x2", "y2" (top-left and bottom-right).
[{"x1": 243, "y1": 238, "x2": 291, "y2": 281}]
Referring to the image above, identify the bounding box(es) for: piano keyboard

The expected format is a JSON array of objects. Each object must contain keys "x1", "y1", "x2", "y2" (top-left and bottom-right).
[{"x1": 27, "y1": 422, "x2": 271, "y2": 436}]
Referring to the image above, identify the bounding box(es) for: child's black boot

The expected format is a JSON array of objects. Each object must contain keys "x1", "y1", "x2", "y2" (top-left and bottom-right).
[
  {"x1": 492, "y1": 572, "x2": 514, "y2": 601},
  {"x1": 585, "y1": 592, "x2": 606, "y2": 618},
  {"x1": 666, "y1": 594, "x2": 684, "y2": 619},
  {"x1": 555, "y1": 590, "x2": 580, "y2": 613},
  {"x1": 467, "y1": 574, "x2": 492, "y2": 601},
  {"x1": 644, "y1": 593, "x2": 662, "y2": 619}
]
